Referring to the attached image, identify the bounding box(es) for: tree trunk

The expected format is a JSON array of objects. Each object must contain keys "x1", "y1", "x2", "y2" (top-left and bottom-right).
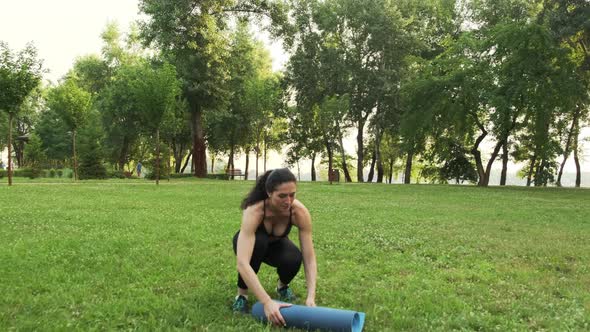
[
  {"x1": 7, "y1": 112, "x2": 13, "y2": 186},
  {"x1": 404, "y1": 149, "x2": 413, "y2": 184},
  {"x1": 500, "y1": 141, "x2": 508, "y2": 186},
  {"x1": 375, "y1": 130, "x2": 384, "y2": 183},
  {"x1": 155, "y1": 128, "x2": 160, "y2": 185},
  {"x1": 263, "y1": 135, "x2": 268, "y2": 172},
  {"x1": 311, "y1": 153, "x2": 316, "y2": 181},
  {"x1": 356, "y1": 121, "x2": 365, "y2": 182},
  {"x1": 167, "y1": 144, "x2": 171, "y2": 182},
  {"x1": 245, "y1": 147, "x2": 250, "y2": 180},
  {"x1": 526, "y1": 154, "x2": 536, "y2": 187},
  {"x1": 255, "y1": 146, "x2": 260, "y2": 178},
  {"x1": 574, "y1": 137, "x2": 582, "y2": 188},
  {"x1": 296, "y1": 160, "x2": 301, "y2": 181},
  {"x1": 325, "y1": 139, "x2": 333, "y2": 184},
  {"x1": 14, "y1": 140, "x2": 24, "y2": 168},
  {"x1": 556, "y1": 108, "x2": 580, "y2": 186},
  {"x1": 471, "y1": 130, "x2": 488, "y2": 186},
  {"x1": 173, "y1": 140, "x2": 187, "y2": 174},
  {"x1": 190, "y1": 104, "x2": 207, "y2": 177},
  {"x1": 482, "y1": 140, "x2": 503, "y2": 186},
  {"x1": 73, "y1": 129, "x2": 78, "y2": 181},
  {"x1": 172, "y1": 139, "x2": 179, "y2": 173},
  {"x1": 367, "y1": 146, "x2": 376, "y2": 183},
  {"x1": 228, "y1": 146, "x2": 235, "y2": 180},
  {"x1": 388, "y1": 158, "x2": 394, "y2": 184},
  {"x1": 574, "y1": 128, "x2": 581, "y2": 188},
  {"x1": 181, "y1": 151, "x2": 192, "y2": 174},
  {"x1": 338, "y1": 132, "x2": 352, "y2": 182},
  {"x1": 118, "y1": 135, "x2": 129, "y2": 171},
  {"x1": 210, "y1": 153, "x2": 215, "y2": 173}
]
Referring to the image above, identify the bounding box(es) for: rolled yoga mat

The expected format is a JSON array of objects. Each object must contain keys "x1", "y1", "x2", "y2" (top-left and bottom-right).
[{"x1": 251, "y1": 301, "x2": 365, "y2": 332}]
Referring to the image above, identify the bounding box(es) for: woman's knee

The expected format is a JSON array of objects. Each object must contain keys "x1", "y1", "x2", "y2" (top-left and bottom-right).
[{"x1": 281, "y1": 245, "x2": 302, "y2": 267}]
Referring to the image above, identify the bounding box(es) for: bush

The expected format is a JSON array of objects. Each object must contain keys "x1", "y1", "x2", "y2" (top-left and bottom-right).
[
  {"x1": 144, "y1": 170, "x2": 157, "y2": 180},
  {"x1": 78, "y1": 151, "x2": 107, "y2": 180},
  {"x1": 0, "y1": 169, "x2": 5, "y2": 179},
  {"x1": 57, "y1": 169, "x2": 63, "y2": 178},
  {"x1": 108, "y1": 170, "x2": 128, "y2": 179},
  {"x1": 13, "y1": 168, "x2": 42, "y2": 179},
  {"x1": 169, "y1": 173, "x2": 194, "y2": 179},
  {"x1": 30, "y1": 168, "x2": 43, "y2": 179},
  {"x1": 48, "y1": 169, "x2": 56, "y2": 178},
  {"x1": 206, "y1": 173, "x2": 229, "y2": 180},
  {"x1": 108, "y1": 171, "x2": 133, "y2": 179}
]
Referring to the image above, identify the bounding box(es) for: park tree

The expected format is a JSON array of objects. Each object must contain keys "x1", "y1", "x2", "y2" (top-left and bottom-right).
[
  {"x1": 77, "y1": 109, "x2": 107, "y2": 180},
  {"x1": 282, "y1": 0, "x2": 354, "y2": 182},
  {"x1": 23, "y1": 132, "x2": 46, "y2": 173},
  {"x1": 543, "y1": 0, "x2": 590, "y2": 187},
  {"x1": 139, "y1": 0, "x2": 288, "y2": 178},
  {"x1": 36, "y1": 105, "x2": 71, "y2": 167},
  {"x1": 131, "y1": 61, "x2": 181, "y2": 185},
  {"x1": 11, "y1": 89, "x2": 43, "y2": 168},
  {"x1": 396, "y1": 0, "x2": 464, "y2": 184},
  {"x1": 241, "y1": 45, "x2": 282, "y2": 179},
  {"x1": 316, "y1": 95, "x2": 350, "y2": 183},
  {"x1": 70, "y1": 54, "x2": 111, "y2": 95},
  {"x1": 163, "y1": 98, "x2": 192, "y2": 174},
  {"x1": 0, "y1": 41, "x2": 43, "y2": 185},
  {"x1": 47, "y1": 79, "x2": 92, "y2": 181},
  {"x1": 98, "y1": 63, "x2": 145, "y2": 170},
  {"x1": 206, "y1": 21, "x2": 260, "y2": 179}
]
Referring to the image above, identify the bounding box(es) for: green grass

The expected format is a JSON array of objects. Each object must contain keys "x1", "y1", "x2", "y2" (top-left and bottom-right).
[{"x1": 1, "y1": 179, "x2": 589, "y2": 331}]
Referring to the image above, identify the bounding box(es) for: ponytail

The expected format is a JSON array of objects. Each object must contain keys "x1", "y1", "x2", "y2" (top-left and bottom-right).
[{"x1": 241, "y1": 168, "x2": 297, "y2": 209}]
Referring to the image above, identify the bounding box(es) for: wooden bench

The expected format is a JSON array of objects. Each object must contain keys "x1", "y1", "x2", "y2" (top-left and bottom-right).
[{"x1": 226, "y1": 168, "x2": 245, "y2": 179}]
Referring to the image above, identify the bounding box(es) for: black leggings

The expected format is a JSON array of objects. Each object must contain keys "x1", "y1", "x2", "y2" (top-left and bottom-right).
[{"x1": 233, "y1": 229, "x2": 303, "y2": 289}]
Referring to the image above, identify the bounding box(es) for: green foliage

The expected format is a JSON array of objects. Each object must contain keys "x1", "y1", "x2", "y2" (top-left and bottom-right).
[
  {"x1": 78, "y1": 157, "x2": 107, "y2": 180},
  {"x1": 48, "y1": 169, "x2": 56, "y2": 178},
  {"x1": 132, "y1": 61, "x2": 180, "y2": 132},
  {"x1": 78, "y1": 128, "x2": 107, "y2": 181},
  {"x1": 24, "y1": 133, "x2": 46, "y2": 168},
  {"x1": 0, "y1": 42, "x2": 44, "y2": 115},
  {"x1": 47, "y1": 79, "x2": 92, "y2": 131},
  {"x1": 36, "y1": 107, "x2": 71, "y2": 162},
  {"x1": 13, "y1": 168, "x2": 42, "y2": 179}
]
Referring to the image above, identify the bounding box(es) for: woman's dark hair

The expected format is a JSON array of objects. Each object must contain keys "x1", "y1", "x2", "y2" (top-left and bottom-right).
[{"x1": 241, "y1": 168, "x2": 297, "y2": 209}]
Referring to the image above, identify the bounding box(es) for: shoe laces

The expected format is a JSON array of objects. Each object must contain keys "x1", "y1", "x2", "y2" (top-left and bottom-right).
[
  {"x1": 232, "y1": 295, "x2": 247, "y2": 312},
  {"x1": 278, "y1": 286, "x2": 295, "y2": 301}
]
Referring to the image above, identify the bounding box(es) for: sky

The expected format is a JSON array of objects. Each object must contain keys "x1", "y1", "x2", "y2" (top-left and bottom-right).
[{"x1": 1, "y1": 0, "x2": 588, "y2": 182}]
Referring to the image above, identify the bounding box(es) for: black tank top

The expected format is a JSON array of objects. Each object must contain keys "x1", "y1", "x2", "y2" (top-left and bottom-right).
[{"x1": 258, "y1": 199, "x2": 293, "y2": 239}]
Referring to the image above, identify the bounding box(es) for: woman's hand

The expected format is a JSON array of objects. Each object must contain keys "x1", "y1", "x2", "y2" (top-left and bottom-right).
[
  {"x1": 264, "y1": 301, "x2": 292, "y2": 326},
  {"x1": 305, "y1": 298, "x2": 316, "y2": 307}
]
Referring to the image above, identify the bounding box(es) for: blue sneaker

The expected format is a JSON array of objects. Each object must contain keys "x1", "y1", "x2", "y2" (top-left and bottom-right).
[
  {"x1": 232, "y1": 295, "x2": 248, "y2": 313},
  {"x1": 277, "y1": 285, "x2": 297, "y2": 302}
]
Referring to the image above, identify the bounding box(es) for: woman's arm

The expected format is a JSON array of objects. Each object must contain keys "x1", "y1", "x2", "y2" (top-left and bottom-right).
[
  {"x1": 236, "y1": 206, "x2": 272, "y2": 304},
  {"x1": 296, "y1": 202, "x2": 317, "y2": 306}
]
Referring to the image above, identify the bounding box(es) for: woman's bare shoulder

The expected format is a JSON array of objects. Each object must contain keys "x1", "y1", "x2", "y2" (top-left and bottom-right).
[
  {"x1": 291, "y1": 199, "x2": 311, "y2": 225},
  {"x1": 242, "y1": 200, "x2": 265, "y2": 222}
]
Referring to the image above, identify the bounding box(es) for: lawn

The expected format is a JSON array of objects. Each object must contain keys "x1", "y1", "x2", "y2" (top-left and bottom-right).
[{"x1": 1, "y1": 179, "x2": 589, "y2": 331}]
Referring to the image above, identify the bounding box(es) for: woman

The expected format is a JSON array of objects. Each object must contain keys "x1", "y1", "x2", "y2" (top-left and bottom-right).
[{"x1": 232, "y1": 168, "x2": 317, "y2": 326}]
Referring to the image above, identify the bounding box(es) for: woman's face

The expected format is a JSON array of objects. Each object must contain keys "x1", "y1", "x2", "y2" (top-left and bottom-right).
[{"x1": 268, "y1": 181, "x2": 297, "y2": 213}]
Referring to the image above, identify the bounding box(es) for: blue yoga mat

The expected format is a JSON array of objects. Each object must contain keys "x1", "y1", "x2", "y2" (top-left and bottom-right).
[{"x1": 251, "y1": 301, "x2": 365, "y2": 332}]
